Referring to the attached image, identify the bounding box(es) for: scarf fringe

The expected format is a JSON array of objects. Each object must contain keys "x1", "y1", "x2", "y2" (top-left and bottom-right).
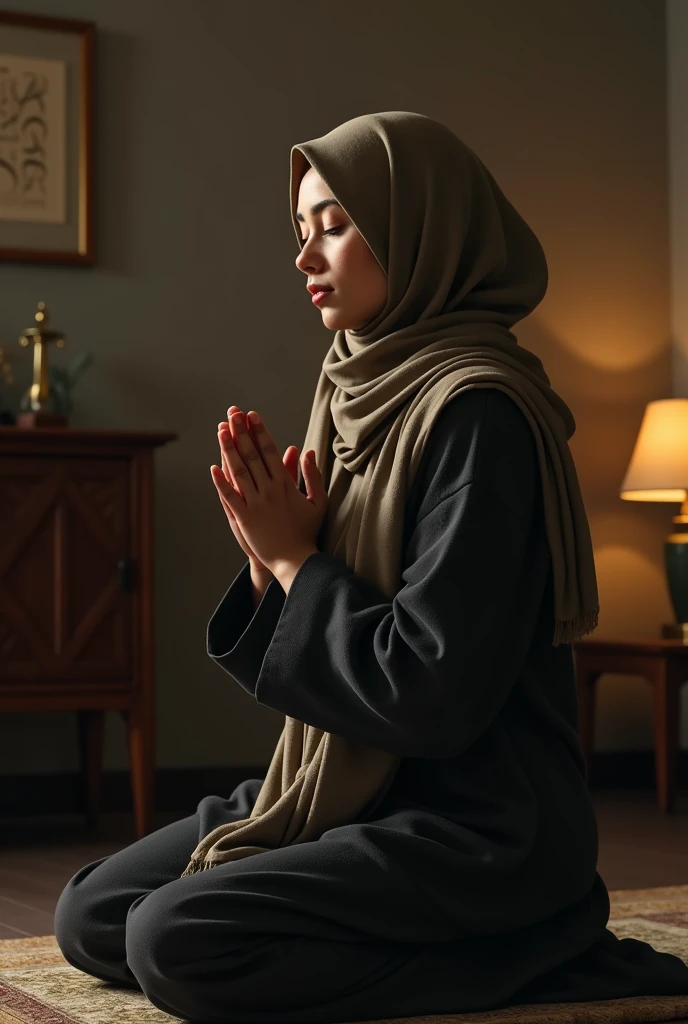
[
  {"x1": 180, "y1": 857, "x2": 219, "y2": 877},
  {"x1": 553, "y1": 606, "x2": 599, "y2": 647}
]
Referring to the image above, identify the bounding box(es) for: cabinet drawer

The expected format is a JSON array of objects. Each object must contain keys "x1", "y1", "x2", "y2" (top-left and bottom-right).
[{"x1": 0, "y1": 456, "x2": 134, "y2": 682}]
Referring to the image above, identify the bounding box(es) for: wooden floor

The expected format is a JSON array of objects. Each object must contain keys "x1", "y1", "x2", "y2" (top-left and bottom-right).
[{"x1": 0, "y1": 786, "x2": 685, "y2": 939}]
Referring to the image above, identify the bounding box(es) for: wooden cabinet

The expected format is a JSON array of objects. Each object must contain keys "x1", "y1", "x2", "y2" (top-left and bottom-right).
[{"x1": 0, "y1": 428, "x2": 177, "y2": 837}]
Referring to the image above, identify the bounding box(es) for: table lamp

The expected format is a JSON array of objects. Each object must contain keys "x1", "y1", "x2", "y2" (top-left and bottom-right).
[{"x1": 619, "y1": 398, "x2": 688, "y2": 640}]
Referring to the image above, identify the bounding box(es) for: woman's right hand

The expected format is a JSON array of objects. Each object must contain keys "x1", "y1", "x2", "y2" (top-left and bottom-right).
[{"x1": 216, "y1": 406, "x2": 300, "y2": 575}]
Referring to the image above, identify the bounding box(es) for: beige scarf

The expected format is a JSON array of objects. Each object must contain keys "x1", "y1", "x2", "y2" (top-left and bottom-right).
[{"x1": 181, "y1": 111, "x2": 599, "y2": 877}]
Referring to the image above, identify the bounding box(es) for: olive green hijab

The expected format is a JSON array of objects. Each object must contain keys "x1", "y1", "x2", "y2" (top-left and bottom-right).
[{"x1": 181, "y1": 111, "x2": 599, "y2": 876}]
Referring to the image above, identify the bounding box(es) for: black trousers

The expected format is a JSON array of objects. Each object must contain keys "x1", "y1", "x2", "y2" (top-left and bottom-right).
[{"x1": 52, "y1": 779, "x2": 651, "y2": 1024}]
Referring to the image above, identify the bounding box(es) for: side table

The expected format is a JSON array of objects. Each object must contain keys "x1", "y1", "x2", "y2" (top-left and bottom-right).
[{"x1": 572, "y1": 637, "x2": 688, "y2": 812}]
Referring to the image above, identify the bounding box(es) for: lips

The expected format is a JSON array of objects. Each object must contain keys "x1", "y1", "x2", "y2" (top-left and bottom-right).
[{"x1": 307, "y1": 284, "x2": 334, "y2": 295}]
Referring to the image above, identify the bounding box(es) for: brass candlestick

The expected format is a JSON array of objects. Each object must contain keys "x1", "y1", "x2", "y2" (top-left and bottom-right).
[{"x1": 17, "y1": 302, "x2": 68, "y2": 428}]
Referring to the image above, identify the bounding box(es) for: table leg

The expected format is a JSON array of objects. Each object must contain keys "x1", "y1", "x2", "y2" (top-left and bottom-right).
[{"x1": 122, "y1": 700, "x2": 155, "y2": 838}]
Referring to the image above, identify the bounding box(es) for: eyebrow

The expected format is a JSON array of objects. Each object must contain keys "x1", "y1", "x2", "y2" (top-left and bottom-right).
[{"x1": 295, "y1": 198, "x2": 342, "y2": 222}]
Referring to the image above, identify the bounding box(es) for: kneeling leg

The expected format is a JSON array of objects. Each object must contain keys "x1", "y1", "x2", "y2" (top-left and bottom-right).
[
  {"x1": 53, "y1": 812, "x2": 202, "y2": 987},
  {"x1": 123, "y1": 816, "x2": 612, "y2": 1024}
]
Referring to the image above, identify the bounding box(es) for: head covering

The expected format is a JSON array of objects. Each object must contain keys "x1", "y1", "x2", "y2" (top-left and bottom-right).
[{"x1": 181, "y1": 111, "x2": 599, "y2": 876}]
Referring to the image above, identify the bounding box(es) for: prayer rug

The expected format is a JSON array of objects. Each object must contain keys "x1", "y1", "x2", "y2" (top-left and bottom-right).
[{"x1": 1, "y1": 884, "x2": 687, "y2": 1023}]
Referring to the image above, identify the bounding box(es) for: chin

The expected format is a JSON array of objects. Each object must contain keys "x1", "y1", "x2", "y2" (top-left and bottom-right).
[
  {"x1": 320, "y1": 304, "x2": 381, "y2": 333},
  {"x1": 320, "y1": 311, "x2": 349, "y2": 331}
]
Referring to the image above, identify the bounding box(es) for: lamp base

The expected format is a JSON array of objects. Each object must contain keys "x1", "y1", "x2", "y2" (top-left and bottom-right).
[
  {"x1": 660, "y1": 621, "x2": 688, "y2": 642},
  {"x1": 16, "y1": 411, "x2": 68, "y2": 428}
]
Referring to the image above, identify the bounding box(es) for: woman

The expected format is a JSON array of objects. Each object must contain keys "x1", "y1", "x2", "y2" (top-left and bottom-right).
[{"x1": 54, "y1": 111, "x2": 688, "y2": 1023}]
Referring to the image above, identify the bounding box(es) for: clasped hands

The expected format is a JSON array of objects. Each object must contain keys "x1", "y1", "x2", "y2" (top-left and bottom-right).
[{"x1": 211, "y1": 405, "x2": 327, "y2": 579}]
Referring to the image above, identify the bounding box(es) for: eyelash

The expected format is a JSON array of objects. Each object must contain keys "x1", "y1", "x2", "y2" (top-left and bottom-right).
[{"x1": 300, "y1": 227, "x2": 343, "y2": 246}]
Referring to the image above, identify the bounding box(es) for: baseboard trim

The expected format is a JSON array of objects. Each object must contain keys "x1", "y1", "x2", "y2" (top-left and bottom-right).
[
  {"x1": 0, "y1": 751, "x2": 686, "y2": 816},
  {"x1": 0, "y1": 765, "x2": 268, "y2": 816}
]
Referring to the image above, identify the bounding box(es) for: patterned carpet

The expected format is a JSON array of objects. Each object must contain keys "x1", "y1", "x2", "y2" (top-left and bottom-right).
[{"x1": 0, "y1": 885, "x2": 687, "y2": 1024}]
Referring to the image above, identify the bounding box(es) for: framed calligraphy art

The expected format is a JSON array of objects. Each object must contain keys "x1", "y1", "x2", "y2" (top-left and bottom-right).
[{"x1": 0, "y1": 11, "x2": 95, "y2": 264}]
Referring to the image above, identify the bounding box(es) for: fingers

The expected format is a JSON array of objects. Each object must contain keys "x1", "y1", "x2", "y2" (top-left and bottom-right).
[
  {"x1": 211, "y1": 447, "x2": 232, "y2": 506},
  {"x1": 218, "y1": 407, "x2": 251, "y2": 485},
  {"x1": 211, "y1": 464, "x2": 243, "y2": 517},
  {"x1": 283, "y1": 445, "x2": 299, "y2": 485},
  {"x1": 217, "y1": 407, "x2": 247, "y2": 510},
  {"x1": 217, "y1": 407, "x2": 240, "y2": 434},
  {"x1": 217, "y1": 406, "x2": 279, "y2": 495},
  {"x1": 218, "y1": 407, "x2": 240, "y2": 482},
  {"x1": 219, "y1": 415, "x2": 261, "y2": 495},
  {"x1": 225, "y1": 407, "x2": 276, "y2": 489},
  {"x1": 219, "y1": 429, "x2": 232, "y2": 482},
  {"x1": 238, "y1": 411, "x2": 283, "y2": 479}
]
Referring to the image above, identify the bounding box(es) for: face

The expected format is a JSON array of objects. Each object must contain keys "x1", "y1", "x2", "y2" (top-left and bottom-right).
[{"x1": 295, "y1": 167, "x2": 387, "y2": 332}]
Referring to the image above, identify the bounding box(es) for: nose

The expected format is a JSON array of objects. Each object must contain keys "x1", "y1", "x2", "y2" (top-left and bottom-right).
[{"x1": 295, "y1": 239, "x2": 321, "y2": 274}]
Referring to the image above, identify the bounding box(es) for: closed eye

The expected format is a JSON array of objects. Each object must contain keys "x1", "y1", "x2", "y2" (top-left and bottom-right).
[{"x1": 300, "y1": 227, "x2": 343, "y2": 245}]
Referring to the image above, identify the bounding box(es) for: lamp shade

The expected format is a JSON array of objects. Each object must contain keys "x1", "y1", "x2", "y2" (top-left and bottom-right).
[{"x1": 620, "y1": 398, "x2": 688, "y2": 502}]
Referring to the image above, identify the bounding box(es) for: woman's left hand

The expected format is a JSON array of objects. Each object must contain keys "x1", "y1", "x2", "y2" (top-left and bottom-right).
[{"x1": 211, "y1": 409, "x2": 328, "y2": 575}]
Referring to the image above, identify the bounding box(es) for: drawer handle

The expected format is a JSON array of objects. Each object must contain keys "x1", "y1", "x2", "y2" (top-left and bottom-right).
[{"x1": 117, "y1": 558, "x2": 137, "y2": 592}]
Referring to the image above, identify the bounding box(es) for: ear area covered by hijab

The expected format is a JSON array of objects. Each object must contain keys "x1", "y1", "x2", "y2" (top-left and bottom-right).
[{"x1": 289, "y1": 110, "x2": 549, "y2": 340}]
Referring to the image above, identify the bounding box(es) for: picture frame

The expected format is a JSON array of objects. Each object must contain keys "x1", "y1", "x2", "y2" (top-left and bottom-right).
[{"x1": 0, "y1": 10, "x2": 95, "y2": 265}]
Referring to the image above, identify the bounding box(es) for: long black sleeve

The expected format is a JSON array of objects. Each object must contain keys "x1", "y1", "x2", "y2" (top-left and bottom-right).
[
  {"x1": 206, "y1": 559, "x2": 285, "y2": 694},
  {"x1": 206, "y1": 388, "x2": 550, "y2": 760}
]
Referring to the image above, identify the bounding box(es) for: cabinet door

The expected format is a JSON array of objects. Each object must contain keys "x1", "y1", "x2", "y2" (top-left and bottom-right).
[{"x1": 0, "y1": 456, "x2": 132, "y2": 682}]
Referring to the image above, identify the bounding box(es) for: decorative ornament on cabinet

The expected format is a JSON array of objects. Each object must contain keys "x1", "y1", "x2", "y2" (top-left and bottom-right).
[{"x1": 16, "y1": 301, "x2": 93, "y2": 427}]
